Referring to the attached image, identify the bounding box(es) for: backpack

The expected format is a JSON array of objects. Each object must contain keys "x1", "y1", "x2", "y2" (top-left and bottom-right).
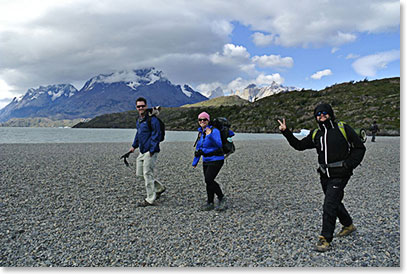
[
  {"x1": 311, "y1": 121, "x2": 367, "y2": 144},
  {"x1": 210, "y1": 117, "x2": 235, "y2": 156},
  {"x1": 145, "y1": 107, "x2": 165, "y2": 142}
]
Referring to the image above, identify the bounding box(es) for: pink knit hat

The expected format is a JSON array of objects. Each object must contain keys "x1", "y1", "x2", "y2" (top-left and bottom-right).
[{"x1": 198, "y1": 111, "x2": 210, "y2": 121}]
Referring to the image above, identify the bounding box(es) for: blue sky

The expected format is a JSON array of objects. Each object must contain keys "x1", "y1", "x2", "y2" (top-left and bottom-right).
[
  {"x1": 230, "y1": 22, "x2": 400, "y2": 91},
  {"x1": 0, "y1": 0, "x2": 400, "y2": 108}
]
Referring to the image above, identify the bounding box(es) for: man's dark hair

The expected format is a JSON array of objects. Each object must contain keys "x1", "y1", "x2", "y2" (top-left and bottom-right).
[{"x1": 136, "y1": 97, "x2": 147, "y2": 105}]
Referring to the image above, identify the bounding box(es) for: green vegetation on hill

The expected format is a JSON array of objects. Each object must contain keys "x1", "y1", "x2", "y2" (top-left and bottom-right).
[
  {"x1": 181, "y1": 95, "x2": 250, "y2": 108},
  {"x1": 73, "y1": 77, "x2": 400, "y2": 135}
]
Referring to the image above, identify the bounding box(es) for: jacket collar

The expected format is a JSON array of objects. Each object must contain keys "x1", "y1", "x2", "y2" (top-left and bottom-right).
[
  {"x1": 318, "y1": 119, "x2": 335, "y2": 130},
  {"x1": 198, "y1": 125, "x2": 213, "y2": 133}
]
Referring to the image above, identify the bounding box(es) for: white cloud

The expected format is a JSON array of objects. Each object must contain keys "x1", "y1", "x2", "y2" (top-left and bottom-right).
[
  {"x1": 210, "y1": 44, "x2": 250, "y2": 65},
  {"x1": 221, "y1": 73, "x2": 284, "y2": 94},
  {"x1": 209, "y1": 44, "x2": 257, "y2": 76},
  {"x1": 331, "y1": 32, "x2": 357, "y2": 45},
  {"x1": 252, "y1": 55, "x2": 293, "y2": 69},
  {"x1": 252, "y1": 32, "x2": 275, "y2": 46},
  {"x1": 196, "y1": 82, "x2": 223, "y2": 97},
  {"x1": 0, "y1": 0, "x2": 400, "y2": 104},
  {"x1": 331, "y1": 47, "x2": 339, "y2": 54},
  {"x1": 226, "y1": 77, "x2": 250, "y2": 93},
  {"x1": 346, "y1": 53, "x2": 360, "y2": 59},
  {"x1": 0, "y1": 79, "x2": 18, "y2": 108},
  {"x1": 311, "y1": 69, "x2": 333, "y2": 80},
  {"x1": 255, "y1": 73, "x2": 284, "y2": 85},
  {"x1": 352, "y1": 50, "x2": 400, "y2": 77},
  {"x1": 245, "y1": 0, "x2": 398, "y2": 47}
]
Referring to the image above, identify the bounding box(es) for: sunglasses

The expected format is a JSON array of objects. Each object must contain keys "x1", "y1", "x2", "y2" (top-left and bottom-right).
[
  {"x1": 136, "y1": 105, "x2": 146, "y2": 109},
  {"x1": 316, "y1": 111, "x2": 328, "y2": 116},
  {"x1": 198, "y1": 118, "x2": 208, "y2": 122}
]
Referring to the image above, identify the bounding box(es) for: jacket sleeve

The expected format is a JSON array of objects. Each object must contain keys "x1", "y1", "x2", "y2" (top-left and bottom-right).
[
  {"x1": 343, "y1": 124, "x2": 366, "y2": 169},
  {"x1": 281, "y1": 129, "x2": 315, "y2": 151},
  {"x1": 132, "y1": 122, "x2": 139, "y2": 148},
  {"x1": 192, "y1": 155, "x2": 201, "y2": 166},
  {"x1": 192, "y1": 132, "x2": 202, "y2": 166},
  {"x1": 149, "y1": 117, "x2": 161, "y2": 153}
]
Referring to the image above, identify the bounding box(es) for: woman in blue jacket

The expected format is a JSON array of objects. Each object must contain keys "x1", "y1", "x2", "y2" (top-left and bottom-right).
[{"x1": 192, "y1": 112, "x2": 227, "y2": 211}]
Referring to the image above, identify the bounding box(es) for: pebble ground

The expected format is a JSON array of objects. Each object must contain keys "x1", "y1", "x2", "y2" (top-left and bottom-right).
[{"x1": 0, "y1": 137, "x2": 400, "y2": 266}]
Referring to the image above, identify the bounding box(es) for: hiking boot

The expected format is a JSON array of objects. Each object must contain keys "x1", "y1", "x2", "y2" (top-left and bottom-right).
[
  {"x1": 201, "y1": 202, "x2": 215, "y2": 211},
  {"x1": 156, "y1": 187, "x2": 166, "y2": 200},
  {"x1": 215, "y1": 197, "x2": 228, "y2": 212},
  {"x1": 315, "y1": 236, "x2": 330, "y2": 252},
  {"x1": 136, "y1": 200, "x2": 155, "y2": 207},
  {"x1": 336, "y1": 224, "x2": 356, "y2": 237}
]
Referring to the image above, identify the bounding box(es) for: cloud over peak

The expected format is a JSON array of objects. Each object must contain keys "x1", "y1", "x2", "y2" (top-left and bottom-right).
[
  {"x1": 352, "y1": 50, "x2": 400, "y2": 77},
  {"x1": 311, "y1": 69, "x2": 333, "y2": 80}
]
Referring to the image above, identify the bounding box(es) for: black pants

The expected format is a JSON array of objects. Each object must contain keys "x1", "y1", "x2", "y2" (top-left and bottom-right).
[
  {"x1": 320, "y1": 177, "x2": 353, "y2": 242},
  {"x1": 203, "y1": 160, "x2": 224, "y2": 204}
]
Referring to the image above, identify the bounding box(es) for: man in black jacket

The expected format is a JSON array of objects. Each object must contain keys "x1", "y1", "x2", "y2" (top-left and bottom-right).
[{"x1": 278, "y1": 103, "x2": 366, "y2": 252}]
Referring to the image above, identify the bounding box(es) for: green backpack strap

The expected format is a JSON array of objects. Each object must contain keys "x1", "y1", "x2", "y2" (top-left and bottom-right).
[
  {"x1": 337, "y1": 121, "x2": 348, "y2": 142},
  {"x1": 311, "y1": 128, "x2": 319, "y2": 142},
  {"x1": 312, "y1": 122, "x2": 348, "y2": 142}
]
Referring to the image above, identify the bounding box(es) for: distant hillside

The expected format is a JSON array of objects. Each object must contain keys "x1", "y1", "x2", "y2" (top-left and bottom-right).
[
  {"x1": 0, "y1": 117, "x2": 90, "y2": 128},
  {"x1": 181, "y1": 95, "x2": 250, "y2": 108},
  {"x1": 73, "y1": 77, "x2": 400, "y2": 135}
]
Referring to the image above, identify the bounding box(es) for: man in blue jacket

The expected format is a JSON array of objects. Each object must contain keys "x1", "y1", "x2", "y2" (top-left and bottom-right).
[{"x1": 130, "y1": 97, "x2": 166, "y2": 207}]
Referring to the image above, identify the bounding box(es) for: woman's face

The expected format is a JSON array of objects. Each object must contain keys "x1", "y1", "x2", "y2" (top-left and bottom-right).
[{"x1": 198, "y1": 117, "x2": 209, "y2": 128}]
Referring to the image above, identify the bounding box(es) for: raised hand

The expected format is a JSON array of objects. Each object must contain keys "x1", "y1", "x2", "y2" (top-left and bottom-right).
[{"x1": 278, "y1": 118, "x2": 287, "y2": 131}]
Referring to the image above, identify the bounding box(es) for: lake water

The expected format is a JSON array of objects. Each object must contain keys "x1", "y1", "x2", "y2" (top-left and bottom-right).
[{"x1": 0, "y1": 127, "x2": 292, "y2": 144}]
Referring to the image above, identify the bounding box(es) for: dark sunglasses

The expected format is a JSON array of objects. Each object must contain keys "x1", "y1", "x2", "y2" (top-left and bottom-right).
[
  {"x1": 136, "y1": 105, "x2": 146, "y2": 108},
  {"x1": 198, "y1": 118, "x2": 208, "y2": 122},
  {"x1": 316, "y1": 111, "x2": 328, "y2": 116}
]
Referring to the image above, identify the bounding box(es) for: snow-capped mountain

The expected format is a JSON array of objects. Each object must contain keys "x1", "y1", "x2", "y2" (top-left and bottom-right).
[
  {"x1": 0, "y1": 68, "x2": 207, "y2": 122},
  {"x1": 0, "y1": 84, "x2": 78, "y2": 122},
  {"x1": 208, "y1": 87, "x2": 224, "y2": 99},
  {"x1": 81, "y1": 68, "x2": 164, "y2": 92},
  {"x1": 234, "y1": 82, "x2": 298, "y2": 102}
]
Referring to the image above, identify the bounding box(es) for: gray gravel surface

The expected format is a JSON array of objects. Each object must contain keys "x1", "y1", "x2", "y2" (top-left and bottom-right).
[{"x1": 0, "y1": 138, "x2": 400, "y2": 266}]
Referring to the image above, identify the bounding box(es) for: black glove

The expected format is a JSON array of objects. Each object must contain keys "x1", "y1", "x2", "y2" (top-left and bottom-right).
[{"x1": 194, "y1": 150, "x2": 203, "y2": 157}]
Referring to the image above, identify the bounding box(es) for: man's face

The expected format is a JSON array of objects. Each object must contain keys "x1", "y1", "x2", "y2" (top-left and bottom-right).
[
  {"x1": 316, "y1": 111, "x2": 330, "y2": 122},
  {"x1": 136, "y1": 101, "x2": 147, "y2": 116}
]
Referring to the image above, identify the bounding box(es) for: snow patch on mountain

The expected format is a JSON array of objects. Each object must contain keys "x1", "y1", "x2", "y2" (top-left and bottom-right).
[
  {"x1": 235, "y1": 82, "x2": 298, "y2": 102},
  {"x1": 84, "y1": 68, "x2": 165, "y2": 91},
  {"x1": 181, "y1": 85, "x2": 192, "y2": 97}
]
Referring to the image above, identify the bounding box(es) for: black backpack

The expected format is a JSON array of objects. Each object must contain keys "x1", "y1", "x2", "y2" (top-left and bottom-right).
[
  {"x1": 210, "y1": 117, "x2": 235, "y2": 156},
  {"x1": 146, "y1": 109, "x2": 165, "y2": 142}
]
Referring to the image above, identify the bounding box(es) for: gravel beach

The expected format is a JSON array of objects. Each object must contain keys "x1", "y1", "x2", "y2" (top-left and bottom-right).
[{"x1": 0, "y1": 138, "x2": 400, "y2": 267}]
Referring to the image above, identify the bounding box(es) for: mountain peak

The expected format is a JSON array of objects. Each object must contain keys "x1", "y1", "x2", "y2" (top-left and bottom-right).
[
  {"x1": 82, "y1": 67, "x2": 166, "y2": 91},
  {"x1": 25, "y1": 84, "x2": 77, "y2": 101},
  {"x1": 246, "y1": 83, "x2": 257, "y2": 89}
]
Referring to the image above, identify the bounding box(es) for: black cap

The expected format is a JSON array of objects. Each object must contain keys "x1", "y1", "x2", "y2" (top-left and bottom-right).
[{"x1": 314, "y1": 103, "x2": 335, "y2": 120}]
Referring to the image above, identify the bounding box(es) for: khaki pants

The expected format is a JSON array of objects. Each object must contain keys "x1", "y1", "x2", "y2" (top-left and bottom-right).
[{"x1": 136, "y1": 152, "x2": 164, "y2": 204}]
